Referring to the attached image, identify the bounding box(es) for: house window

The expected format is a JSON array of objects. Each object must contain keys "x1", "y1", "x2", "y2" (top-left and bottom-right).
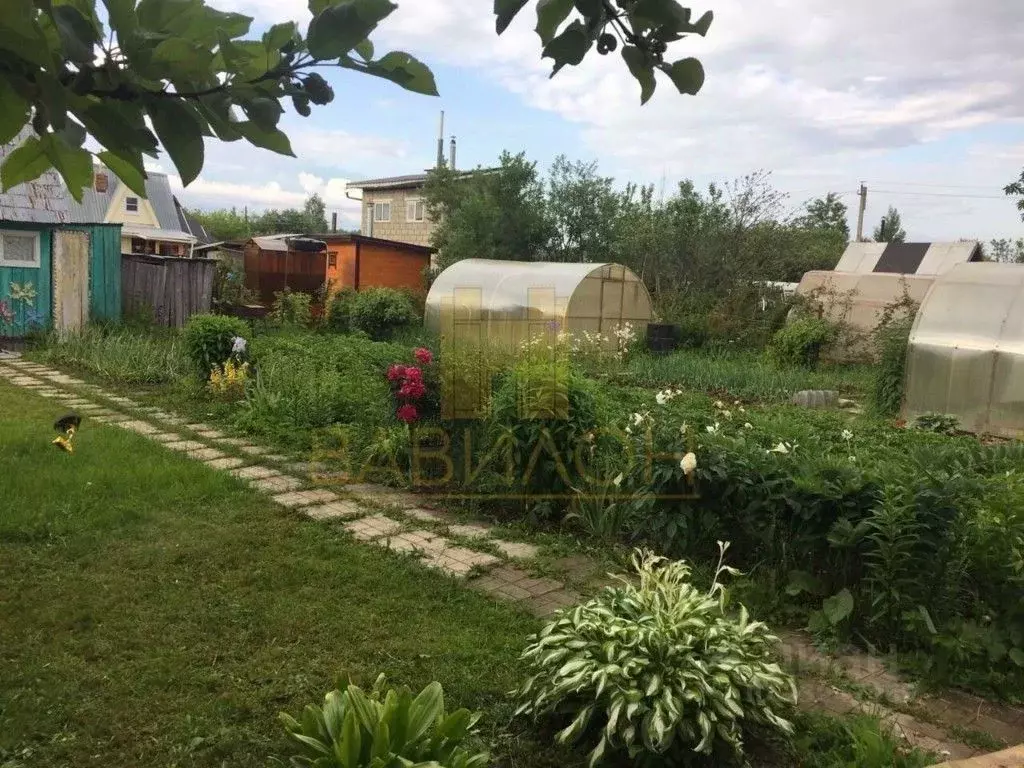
[
  {"x1": 125, "y1": 196, "x2": 139, "y2": 212},
  {"x1": 406, "y1": 198, "x2": 425, "y2": 222},
  {"x1": 328, "y1": 252, "x2": 337, "y2": 267},
  {"x1": 373, "y1": 201, "x2": 391, "y2": 222},
  {"x1": 0, "y1": 230, "x2": 41, "y2": 268}
]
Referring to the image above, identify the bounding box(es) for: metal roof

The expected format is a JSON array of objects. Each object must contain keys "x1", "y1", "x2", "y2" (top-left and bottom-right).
[
  {"x1": 0, "y1": 127, "x2": 71, "y2": 224},
  {"x1": 122, "y1": 224, "x2": 196, "y2": 243},
  {"x1": 249, "y1": 234, "x2": 326, "y2": 252},
  {"x1": 346, "y1": 173, "x2": 431, "y2": 190},
  {"x1": 65, "y1": 165, "x2": 193, "y2": 237},
  {"x1": 834, "y1": 241, "x2": 981, "y2": 275}
]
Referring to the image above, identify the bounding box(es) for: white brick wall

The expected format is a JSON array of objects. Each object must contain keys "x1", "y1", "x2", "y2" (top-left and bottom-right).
[{"x1": 362, "y1": 187, "x2": 434, "y2": 247}]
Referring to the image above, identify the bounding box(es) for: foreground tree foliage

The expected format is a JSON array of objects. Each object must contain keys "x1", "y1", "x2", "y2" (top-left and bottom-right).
[{"x1": 0, "y1": 0, "x2": 711, "y2": 199}]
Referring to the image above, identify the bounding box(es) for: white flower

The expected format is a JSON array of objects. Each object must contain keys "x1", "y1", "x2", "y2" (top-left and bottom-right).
[
  {"x1": 655, "y1": 391, "x2": 669, "y2": 405},
  {"x1": 679, "y1": 422, "x2": 689, "y2": 435},
  {"x1": 848, "y1": 455, "x2": 857, "y2": 462},
  {"x1": 631, "y1": 411, "x2": 648, "y2": 426},
  {"x1": 714, "y1": 400, "x2": 725, "y2": 409},
  {"x1": 769, "y1": 442, "x2": 790, "y2": 454},
  {"x1": 231, "y1": 336, "x2": 247, "y2": 355},
  {"x1": 841, "y1": 429, "x2": 853, "y2": 441},
  {"x1": 680, "y1": 452, "x2": 697, "y2": 475},
  {"x1": 706, "y1": 422, "x2": 720, "y2": 434},
  {"x1": 722, "y1": 410, "x2": 732, "y2": 419},
  {"x1": 734, "y1": 400, "x2": 741, "y2": 406},
  {"x1": 743, "y1": 422, "x2": 753, "y2": 429},
  {"x1": 625, "y1": 426, "x2": 632, "y2": 435},
  {"x1": 612, "y1": 472, "x2": 624, "y2": 487},
  {"x1": 739, "y1": 406, "x2": 746, "y2": 413}
]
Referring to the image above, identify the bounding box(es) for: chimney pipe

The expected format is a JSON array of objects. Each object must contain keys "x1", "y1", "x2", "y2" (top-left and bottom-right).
[
  {"x1": 450, "y1": 136, "x2": 456, "y2": 171},
  {"x1": 436, "y1": 110, "x2": 445, "y2": 168},
  {"x1": 331, "y1": 211, "x2": 337, "y2": 232}
]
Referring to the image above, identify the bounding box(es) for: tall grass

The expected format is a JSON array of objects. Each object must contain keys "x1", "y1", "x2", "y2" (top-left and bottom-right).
[
  {"x1": 623, "y1": 348, "x2": 873, "y2": 402},
  {"x1": 30, "y1": 326, "x2": 191, "y2": 385}
]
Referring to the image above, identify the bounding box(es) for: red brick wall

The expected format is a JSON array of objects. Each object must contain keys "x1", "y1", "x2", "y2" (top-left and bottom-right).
[{"x1": 357, "y1": 243, "x2": 428, "y2": 292}]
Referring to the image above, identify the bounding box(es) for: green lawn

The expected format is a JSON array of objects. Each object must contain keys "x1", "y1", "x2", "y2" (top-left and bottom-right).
[{"x1": 0, "y1": 381, "x2": 567, "y2": 768}]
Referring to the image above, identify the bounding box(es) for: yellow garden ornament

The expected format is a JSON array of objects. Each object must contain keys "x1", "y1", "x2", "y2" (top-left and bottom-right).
[{"x1": 52, "y1": 413, "x2": 81, "y2": 454}]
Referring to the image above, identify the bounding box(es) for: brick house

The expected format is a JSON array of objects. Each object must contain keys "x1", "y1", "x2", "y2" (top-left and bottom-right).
[{"x1": 345, "y1": 173, "x2": 434, "y2": 248}]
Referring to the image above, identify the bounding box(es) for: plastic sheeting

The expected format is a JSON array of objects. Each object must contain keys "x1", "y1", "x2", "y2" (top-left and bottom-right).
[
  {"x1": 903, "y1": 262, "x2": 1024, "y2": 437},
  {"x1": 795, "y1": 270, "x2": 934, "y2": 335},
  {"x1": 424, "y1": 259, "x2": 654, "y2": 349}
]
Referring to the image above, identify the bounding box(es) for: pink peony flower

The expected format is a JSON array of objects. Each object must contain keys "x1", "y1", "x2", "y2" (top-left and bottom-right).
[
  {"x1": 396, "y1": 403, "x2": 419, "y2": 423},
  {"x1": 413, "y1": 347, "x2": 433, "y2": 365},
  {"x1": 403, "y1": 366, "x2": 423, "y2": 381},
  {"x1": 387, "y1": 364, "x2": 406, "y2": 382},
  {"x1": 398, "y1": 379, "x2": 427, "y2": 400}
]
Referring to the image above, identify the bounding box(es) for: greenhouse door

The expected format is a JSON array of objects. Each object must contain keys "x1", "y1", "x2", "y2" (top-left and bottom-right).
[{"x1": 52, "y1": 231, "x2": 90, "y2": 332}]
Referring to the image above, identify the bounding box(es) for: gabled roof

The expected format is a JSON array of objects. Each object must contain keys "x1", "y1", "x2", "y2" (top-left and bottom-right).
[
  {"x1": 248, "y1": 234, "x2": 326, "y2": 252},
  {"x1": 65, "y1": 165, "x2": 193, "y2": 238},
  {"x1": 0, "y1": 127, "x2": 71, "y2": 224},
  {"x1": 174, "y1": 196, "x2": 212, "y2": 244},
  {"x1": 313, "y1": 232, "x2": 434, "y2": 255},
  {"x1": 347, "y1": 168, "x2": 496, "y2": 191},
  {"x1": 834, "y1": 241, "x2": 982, "y2": 275}
]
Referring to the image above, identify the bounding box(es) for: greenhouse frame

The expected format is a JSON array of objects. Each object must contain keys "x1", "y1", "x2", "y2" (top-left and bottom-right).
[
  {"x1": 424, "y1": 259, "x2": 655, "y2": 350},
  {"x1": 903, "y1": 262, "x2": 1024, "y2": 437}
]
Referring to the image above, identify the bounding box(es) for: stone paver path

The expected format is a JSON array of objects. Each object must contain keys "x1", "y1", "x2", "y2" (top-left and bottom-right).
[{"x1": 2, "y1": 355, "x2": 1022, "y2": 765}]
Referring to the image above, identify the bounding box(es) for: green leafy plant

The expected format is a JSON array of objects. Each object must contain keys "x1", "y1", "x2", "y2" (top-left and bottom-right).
[
  {"x1": 564, "y1": 481, "x2": 628, "y2": 540},
  {"x1": 912, "y1": 412, "x2": 960, "y2": 436},
  {"x1": 768, "y1": 316, "x2": 839, "y2": 369},
  {"x1": 277, "y1": 674, "x2": 489, "y2": 768},
  {"x1": 514, "y1": 545, "x2": 796, "y2": 766},
  {"x1": 674, "y1": 315, "x2": 709, "y2": 348},
  {"x1": 327, "y1": 288, "x2": 359, "y2": 333},
  {"x1": 271, "y1": 289, "x2": 314, "y2": 329},
  {"x1": 871, "y1": 290, "x2": 917, "y2": 417},
  {"x1": 182, "y1": 313, "x2": 250, "y2": 377},
  {"x1": 349, "y1": 288, "x2": 417, "y2": 341}
]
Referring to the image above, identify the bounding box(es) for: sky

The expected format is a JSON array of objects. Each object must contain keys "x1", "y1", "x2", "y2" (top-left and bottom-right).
[{"x1": 165, "y1": 0, "x2": 1024, "y2": 242}]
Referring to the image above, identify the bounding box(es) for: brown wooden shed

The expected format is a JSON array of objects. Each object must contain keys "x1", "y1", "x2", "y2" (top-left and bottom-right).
[
  {"x1": 242, "y1": 234, "x2": 328, "y2": 307},
  {"x1": 318, "y1": 233, "x2": 432, "y2": 294}
]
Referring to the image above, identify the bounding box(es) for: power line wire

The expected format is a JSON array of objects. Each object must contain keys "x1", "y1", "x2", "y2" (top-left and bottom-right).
[
  {"x1": 865, "y1": 180, "x2": 1002, "y2": 191},
  {"x1": 871, "y1": 189, "x2": 1010, "y2": 200}
]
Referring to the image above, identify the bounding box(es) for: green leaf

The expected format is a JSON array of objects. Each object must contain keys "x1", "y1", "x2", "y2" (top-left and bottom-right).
[
  {"x1": 664, "y1": 57, "x2": 705, "y2": 95},
  {"x1": 573, "y1": 0, "x2": 602, "y2": 16},
  {"x1": 364, "y1": 51, "x2": 438, "y2": 96},
  {"x1": 917, "y1": 605, "x2": 937, "y2": 635},
  {"x1": 243, "y1": 98, "x2": 283, "y2": 130},
  {"x1": 822, "y1": 588, "x2": 854, "y2": 625},
  {"x1": 1, "y1": 136, "x2": 51, "y2": 192},
  {"x1": 340, "y1": 709, "x2": 361, "y2": 768},
  {"x1": 407, "y1": 682, "x2": 444, "y2": 743},
  {"x1": 1009, "y1": 648, "x2": 1024, "y2": 668},
  {"x1": 41, "y1": 134, "x2": 95, "y2": 202},
  {"x1": 52, "y1": 4, "x2": 99, "y2": 64},
  {"x1": 97, "y1": 150, "x2": 148, "y2": 198},
  {"x1": 621, "y1": 46, "x2": 656, "y2": 104},
  {"x1": 236, "y1": 121, "x2": 294, "y2": 156},
  {"x1": 344, "y1": 686, "x2": 379, "y2": 735},
  {"x1": 785, "y1": 570, "x2": 824, "y2": 597},
  {"x1": 147, "y1": 100, "x2": 205, "y2": 185},
  {"x1": 263, "y1": 21, "x2": 296, "y2": 50},
  {"x1": 494, "y1": 0, "x2": 528, "y2": 34},
  {"x1": 535, "y1": 0, "x2": 573, "y2": 44},
  {"x1": 690, "y1": 9, "x2": 713, "y2": 35},
  {"x1": 543, "y1": 20, "x2": 591, "y2": 75},
  {"x1": 354, "y1": 38, "x2": 374, "y2": 61},
  {"x1": 308, "y1": 0, "x2": 396, "y2": 59},
  {"x1": 101, "y1": 0, "x2": 137, "y2": 35},
  {"x1": 0, "y1": 79, "x2": 30, "y2": 146}
]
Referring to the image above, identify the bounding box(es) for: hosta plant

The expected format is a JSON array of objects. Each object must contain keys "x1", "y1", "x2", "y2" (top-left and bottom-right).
[
  {"x1": 278, "y1": 674, "x2": 489, "y2": 768},
  {"x1": 514, "y1": 544, "x2": 797, "y2": 766}
]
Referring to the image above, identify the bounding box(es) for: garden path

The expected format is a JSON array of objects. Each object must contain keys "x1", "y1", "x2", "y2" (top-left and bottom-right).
[{"x1": 2, "y1": 353, "x2": 1022, "y2": 765}]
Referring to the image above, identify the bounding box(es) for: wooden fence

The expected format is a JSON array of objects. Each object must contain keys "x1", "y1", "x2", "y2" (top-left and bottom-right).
[{"x1": 121, "y1": 254, "x2": 216, "y2": 327}]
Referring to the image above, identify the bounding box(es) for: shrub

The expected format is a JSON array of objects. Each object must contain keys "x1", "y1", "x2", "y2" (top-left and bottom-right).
[
  {"x1": 872, "y1": 316, "x2": 913, "y2": 418},
  {"x1": 30, "y1": 325, "x2": 190, "y2": 385},
  {"x1": 183, "y1": 314, "x2": 250, "y2": 377},
  {"x1": 349, "y1": 287, "x2": 417, "y2": 340},
  {"x1": 326, "y1": 287, "x2": 358, "y2": 332},
  {"x1": 270, "y1": 289, "x2": 313, "y2": 329},
  {"x1": 515, "y1": 546, "x2": 796, "y2": 766},
  {"x1": 675, "y1": 315, "x2": 709, "y2": 348},
  {"x1": 207, "y1": 358, "x2": 250, "y2": 400},
  {"x1": 912, "y1": 412, "x2": 960, "y2": 435},
  {"x1": 768, "y1": 316, "x2": 839, "y2": 369},
  {"x1": 278, "y1": 674, "x2": 489, "y2": 768}
]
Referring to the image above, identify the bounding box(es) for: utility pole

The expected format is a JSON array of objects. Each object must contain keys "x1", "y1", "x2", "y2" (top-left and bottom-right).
[{"x1": 855, "y1": 182, "x2": 867, "y2": 242}]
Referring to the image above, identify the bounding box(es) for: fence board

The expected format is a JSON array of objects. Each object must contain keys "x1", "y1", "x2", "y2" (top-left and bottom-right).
[{"x1": 121, "y1": 254, "x2": 216, "y2": 327}]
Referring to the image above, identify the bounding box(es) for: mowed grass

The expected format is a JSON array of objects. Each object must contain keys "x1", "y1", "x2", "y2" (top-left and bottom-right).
[{"x1": 0, "y1": 382, "x2": 563, "y2": 768}]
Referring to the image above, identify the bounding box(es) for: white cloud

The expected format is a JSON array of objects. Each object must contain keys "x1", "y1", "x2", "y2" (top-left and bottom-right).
[
  {"x1": 171, "y1": 173, "x2": 361, "y2": 223},
  {"x1": 289, "y1": 128, "x2": 409, "y2": 168}
]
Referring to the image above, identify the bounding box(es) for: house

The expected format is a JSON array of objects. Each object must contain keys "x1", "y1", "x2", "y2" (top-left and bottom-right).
[
  {"x1": 65, "y1": 165, "x2": 197, "y2": 257},
  {"x1": 833, "y1": 240, "x2": 982, "y2": 275},
  {"x1": 345, "y1": 173, "x2": 435, "y2": 248},
  {"x1": 242, "y1": 232, "x2": 433, "y2": 306},
  {"x1": 0, "y1": 129, "x2": 121, "y2": 340},
  {"x1": 320, "y1": 233, "x2": 432, "y2": 293}
]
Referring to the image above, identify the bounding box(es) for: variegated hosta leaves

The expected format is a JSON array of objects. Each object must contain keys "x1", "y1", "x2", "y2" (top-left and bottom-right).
[
  {"x1": 279, "y1": 674, "x2": 490, "y2": 768},
  {"x1": 513, "y1": 547, "x2": 797, "y2": 766}
]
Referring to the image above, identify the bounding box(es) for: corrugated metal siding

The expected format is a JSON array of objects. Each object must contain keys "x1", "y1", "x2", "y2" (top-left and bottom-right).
[{"x1": 0, "y1": 222, "x2": 53, "y2": 337}]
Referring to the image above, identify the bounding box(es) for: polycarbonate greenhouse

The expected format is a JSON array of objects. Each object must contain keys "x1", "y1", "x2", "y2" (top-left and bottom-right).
[
  {"x1": 424, "y1": 259, "x2": 655, "y2": 349},
  {"x1": 796, "y1": 270, "x2": 935, "y2": 336},
  {"x1": 903, "y1": 262, "x2": 1024, "y2": 437}
]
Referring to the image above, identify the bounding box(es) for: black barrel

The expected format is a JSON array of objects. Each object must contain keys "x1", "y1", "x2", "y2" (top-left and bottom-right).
[{"x1": 646, "y1": 323, "x2": 679, "y2": 353}]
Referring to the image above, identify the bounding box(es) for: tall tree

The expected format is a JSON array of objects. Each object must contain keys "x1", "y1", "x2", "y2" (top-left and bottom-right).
[
  {"x1": 191, "y1": 193, "x2": 330, "y2": 239},
  {"x1": 547, "y1": 156, "x2": 620, "y2": 263},
  {"x1": 798, "y1": 192, "x2": 850, "y2": 240},
  {"x1": 189, "y1": 207, "x2": 251, "y2": 241},
  {"x1": 424, "y1": 151, "x2": 554, "y2": 270},
  {"x1": 302, "y1": 193, "x2": 329, "y2": 233},
  {"x1": 0, "y1": 0, "x2": 713, "y2": 197},
  {"x1": 989, "y1": 238, "x2": 1024, "y2": 263},
  {"x1": 873, "y1": 206, "x2": 907, "y2": 243}
]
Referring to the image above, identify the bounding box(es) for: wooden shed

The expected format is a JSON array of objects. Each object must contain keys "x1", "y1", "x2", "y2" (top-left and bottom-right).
[
  {"x1": 319, "y1": 233, "x2": 432, "y2": 293},
  {"x1": 243, "y1": 234, "x2": 328, "y2": 307},
  {"x1": 1, "y1": 130, "x2": 122, "y2": 340}
]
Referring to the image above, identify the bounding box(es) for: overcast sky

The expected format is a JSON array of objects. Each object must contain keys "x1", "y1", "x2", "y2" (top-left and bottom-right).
[{"x1": 167, "y1": 1, "x2": 1024, "y2": 242}]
